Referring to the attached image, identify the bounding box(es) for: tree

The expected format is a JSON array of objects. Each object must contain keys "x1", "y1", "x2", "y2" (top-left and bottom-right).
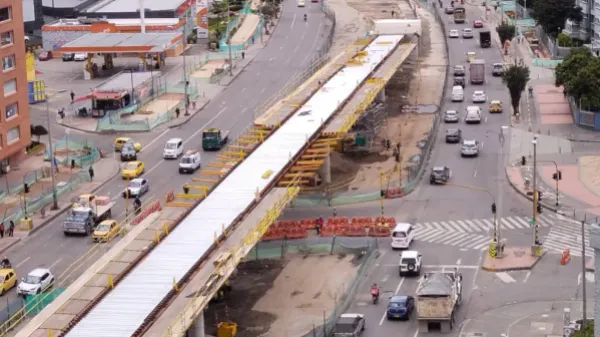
[
  {"x1": 557, "y1": 32, "x2": 573, "y2": 47},
  {"x1": 571, "y1": 322, "x2": 593, "y2": 337},
  {"x1": 30, "y1": 125, "x2": 48, "y2": 143},
  {"x1": 565, "y1": 57, "x2": 600, "y2": 108},
  {"x1": 502, "y1": 65, "x2": 530, "y2": 116},
  {"x1": 496, "y1": 22, "x2": 516, "y2": 45},
  {"x1": 555, "y1": 47, "x2": 593, "y2": 89},
  {"x1": 530, "y1": 0, "x2": 582, "y2": 37}
]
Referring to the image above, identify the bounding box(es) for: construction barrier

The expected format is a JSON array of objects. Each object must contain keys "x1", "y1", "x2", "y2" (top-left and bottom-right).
[
  {"x1": 166, "y1": 190, "x2": 175, "y2": 203},
  {"x1": 131, "y1": 200, "x2": 162, "y2": 226},
  {"x1": 262, "y1": 222, "x2": 309, "y2": 241},
  {"x1": 385, "y1": 187, "x2": 405, "y2": 199},
  {"x1": 560, "y1": 248, "x2": 571, "y2": 265}
]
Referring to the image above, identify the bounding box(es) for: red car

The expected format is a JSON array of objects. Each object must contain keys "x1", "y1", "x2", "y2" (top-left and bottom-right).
[
  {"x1": 473, "y1": 20, "x2": 484, "y2": 28},
  {"x1": 38, "y1": 51, "x2": 53, "y2": 61}
]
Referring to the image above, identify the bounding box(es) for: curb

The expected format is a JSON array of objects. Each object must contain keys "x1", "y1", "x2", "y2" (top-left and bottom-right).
[
  {"x1": 0, "y1": 160, "x2": 122, "y2": 254},
  {"x1": 167, "y1": 100, "x2": 211, "y2": 129},
  {"x1": 480, "y1": 250, "x2": 547, "y2": 272}
]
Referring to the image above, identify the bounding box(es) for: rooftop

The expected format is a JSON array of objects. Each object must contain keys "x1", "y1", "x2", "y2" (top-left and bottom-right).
[
  {"x1": 96, "y1": 71, "x2": 159, "y2": 92},
  {"x1": 46, "y1": 18, "x2": 180, "y2": 27},
  {"x1": 84, "y1": 0, "x2": 189, "y2": 13},
  {"x1": 59, "y1": 33, "x2": 180, "y2": 53}
]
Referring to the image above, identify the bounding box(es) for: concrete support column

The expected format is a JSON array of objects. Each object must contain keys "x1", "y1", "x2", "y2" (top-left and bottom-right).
[
  {"x1": 376, "y1": 87, "x2": 386, "y2": 103},
  {"x1": 187, "y1": 311, "x2": 205, "y2": 337},
  {"x1": 320, "y1": 153, "x2": 331, "y2": 184},
  {"x1": 588, "y1": 223, "x2": 600, "y2": 337}
]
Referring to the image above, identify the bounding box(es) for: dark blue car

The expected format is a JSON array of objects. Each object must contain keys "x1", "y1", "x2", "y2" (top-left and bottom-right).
[{"x1": 387, "y1": 295, "x2": 414, "y2": 320}]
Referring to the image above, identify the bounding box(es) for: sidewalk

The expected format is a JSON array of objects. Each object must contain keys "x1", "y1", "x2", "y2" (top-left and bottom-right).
[{"x1": 0, "y1": 157, "x2": 120, "y2": 254}]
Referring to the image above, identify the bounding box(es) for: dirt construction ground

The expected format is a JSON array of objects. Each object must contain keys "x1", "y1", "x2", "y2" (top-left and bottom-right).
[
  {"x1": 320, "y1": 0, "x2": 446, "y2": 192},
  {"x1": 204, "y1": 254, "x2": 359, "y2": 337}
]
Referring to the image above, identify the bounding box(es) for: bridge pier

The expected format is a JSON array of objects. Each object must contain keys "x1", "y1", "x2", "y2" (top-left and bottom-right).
[
  {"x1": 186, "y1": 311, "x2": 205, "y2": 337},
  {"x1": 319, "y1": 153, "x2": 331, "y2": 184},
  {"x1": 376, "y1": 87, "x2": 386, "y2": 103}
]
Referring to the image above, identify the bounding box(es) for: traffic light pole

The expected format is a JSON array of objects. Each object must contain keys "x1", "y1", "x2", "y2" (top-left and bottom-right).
[{"x1": 532, "y1": 136, "x2": 539, "y2": 244}]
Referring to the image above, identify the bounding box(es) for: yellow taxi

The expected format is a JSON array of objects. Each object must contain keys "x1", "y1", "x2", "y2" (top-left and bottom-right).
[
  {"x1": 121, "y1": 161, "x2": 145, "y2": 179},
  {"x1": 92, "y1": 220, "x2": 121, "y2": 243},
  {"x1": 466, "y1": 52, "x2": 476, "y2": 63},
  {"x1": 114, "y1": 137, "x2": 142, "y2": 152},
  {"x1": 489, "y1": 100, "x2": 503, "y2": 113},
  {"x1": 72, "y1": 194, "x2": 96, "y2": 208},
  {"x1": 0, "y1": 268, "x2": 17, "y2": 295}
]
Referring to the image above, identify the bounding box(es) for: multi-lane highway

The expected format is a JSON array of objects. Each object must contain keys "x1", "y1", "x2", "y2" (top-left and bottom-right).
[{"x1": 2, "y1": 0, "x2": 330, "y2": 320}]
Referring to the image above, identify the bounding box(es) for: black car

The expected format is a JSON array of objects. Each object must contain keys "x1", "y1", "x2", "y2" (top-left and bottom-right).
[
  {"x1": 492, "y1": 63, "x2": 504, "y2": 76},
  {"x1": 445, "y1": 6, "x2": 454, "y2": 14},
  {"x1": 430, "y1": 166, "x2": 451, "y2": 185},
  {"x1": 445, "y1": 128, "x2": 462, "y2": 143},
  {"x1": 120, "y1": 144, "x2": 137, "y2": 162},
  {"x1": 453, "y1": 65, "x2": 465, "y2": 76},
  {"x1": 453, "y1": 76, "x2": 465, "y2": 87},
  {"x1": 62, "y1": 53, "x2": 74, "y2": 61}
]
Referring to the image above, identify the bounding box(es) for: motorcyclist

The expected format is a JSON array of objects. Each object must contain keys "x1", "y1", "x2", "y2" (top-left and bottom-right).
[
  {"x1": 304, "y1": 14, "x2": 307, "y2": 21},
  {"x1": 134, "y1": 197, "x2": 142, "y2": 215},
  {"x1": 370, "y1": 283, "x2": 380, "y2": 296},
  {"x1": 1, "y1": 257, "x2": 11, "y2": 268}
]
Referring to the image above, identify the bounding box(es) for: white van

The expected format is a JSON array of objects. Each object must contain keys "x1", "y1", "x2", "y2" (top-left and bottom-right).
[
  {"x1": 164, "y1": 138, "x2": 183, "y2": 159},
  {"x1": 391, "y1": 223, "x2": 415, "y2": 249},
  {"x1": 179, "y1": 150, "x2": 201, "y2": 173},
  {"x1": 451, "y1": 86, "x2": 464, "y2": 102},
  {"x1": 465, "y1": 106, "x2": 482, "y2": 124}
]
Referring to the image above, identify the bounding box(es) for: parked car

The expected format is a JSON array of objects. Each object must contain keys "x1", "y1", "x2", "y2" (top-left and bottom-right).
[
  {"x1": 38, "y1": 51, "x2": 53, "y2": 61},
  {"x1": 73, "y1": 52, "x2": 88, "y2": 61},
  {"x1": 62, "y1": 53, "x2": 75, "y2": 61}
]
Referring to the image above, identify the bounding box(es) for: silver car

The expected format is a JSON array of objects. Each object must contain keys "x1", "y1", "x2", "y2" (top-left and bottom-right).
[
  {"x1": 461, "y1": 140, "x2": 480, "y2": 157},
  {"x1": 123, "y1": 178, "x2": 149, "y2": 198},
  {"x1": 444, "y1": 110, "x2": 459, "y2": 123}
]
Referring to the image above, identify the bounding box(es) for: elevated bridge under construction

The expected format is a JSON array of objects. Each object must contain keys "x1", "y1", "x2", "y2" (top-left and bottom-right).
[{"x1": 13, "y1": 19, "x2": 420, "y2": 337}]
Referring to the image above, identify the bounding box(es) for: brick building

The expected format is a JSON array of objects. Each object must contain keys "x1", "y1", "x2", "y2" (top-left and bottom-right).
[{"x1": 0, "y1": 0, "x2": 32, "y2": 170}]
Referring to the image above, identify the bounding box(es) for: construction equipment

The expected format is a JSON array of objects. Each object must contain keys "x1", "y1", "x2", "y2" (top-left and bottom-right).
[{"x1": 202, "y1": 128, "x2": 230, "y2": 151}]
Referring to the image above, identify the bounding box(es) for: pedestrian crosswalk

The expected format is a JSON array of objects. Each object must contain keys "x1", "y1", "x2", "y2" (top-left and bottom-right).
[
  {"x1": 542, "y1": 215, "x2": 593, "y2": 257},
  {"x1": 412, "y1": 214, "x2": 559, "y2": 251}
]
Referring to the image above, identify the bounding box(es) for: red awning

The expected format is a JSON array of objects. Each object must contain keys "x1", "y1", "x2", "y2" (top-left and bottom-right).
[
  {"x1": 73, "y1": 92, "x2": 94, "y2": 103},
  {"x1": 93, "y1": 91, "x2": 124, "y2": 100}
]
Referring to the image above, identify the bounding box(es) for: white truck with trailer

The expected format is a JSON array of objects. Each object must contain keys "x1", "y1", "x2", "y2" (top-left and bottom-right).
[
  {"x1": 62, "y1": 196, "x2": 115, "y2": 236},
  {"x1": 416, "y1": 269, "x2": 463, "y2": 332}
]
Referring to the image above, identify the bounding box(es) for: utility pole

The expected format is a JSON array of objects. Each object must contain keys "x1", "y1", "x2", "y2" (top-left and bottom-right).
[
  {"x1": 226, "y1": 0, "x2": 234, "y2": 76},
  {"x1": 496, "y1": 125, "x2": 508, "y2": 257},
  {"x1": 532, "y1": 136, "x2": 539, "y2": 244},
  {"x1": 183, "y1": 54, "x2": 189, "y2": 116},
  {"x1": 582, "y1": 219, "x2": 587, "y2": 324},
  {"x1": 45, "y1": 96, "x2": 59, "y2": 210}
]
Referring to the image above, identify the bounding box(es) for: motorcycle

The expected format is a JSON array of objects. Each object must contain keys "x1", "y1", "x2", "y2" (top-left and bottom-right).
[
  {"x1": 304, "y1": 15, "x2": 307, "y2": 21},
  {"x1": 371, "y1": 288, "x2": 380, "y2": 304}
]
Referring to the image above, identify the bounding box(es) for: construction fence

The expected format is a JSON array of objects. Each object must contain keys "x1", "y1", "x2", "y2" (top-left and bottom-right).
[
  {"x1": 245, "y1": 236, "x2": 378, "y2": 337},
  {"x1": 45, "y1": 136, "x2": 99, "y2": 168},
  {"x1": 0, "y1": 168, "x2": 46, "y2": 203},
  {"x1": 218, "y1": 0, "x2": 261, "y2": 52},
  {"x1": 0, "y1": 288, "x2": 66, "y2": 335}
]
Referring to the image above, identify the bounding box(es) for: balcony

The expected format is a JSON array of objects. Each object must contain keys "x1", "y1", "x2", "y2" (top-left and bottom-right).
[{"x1": 564, "y1": 19, "x2": 582, "y2": 37}]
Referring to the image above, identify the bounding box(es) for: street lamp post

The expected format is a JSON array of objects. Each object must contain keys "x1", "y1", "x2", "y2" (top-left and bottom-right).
[
  {"x1": 532, "y1": 136, "x2": 539, "y2": 245},
  {"x1": 45, "y1": 96, "x2": 59, "y2": 210},
  {"x1": 581, "y1": 219, "x2": 588, "y2": 324}
]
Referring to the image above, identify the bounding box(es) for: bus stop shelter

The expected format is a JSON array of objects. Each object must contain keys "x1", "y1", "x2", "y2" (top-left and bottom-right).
[{"x1": 58, "y1": 32, "x2": 183, "y2": 79}]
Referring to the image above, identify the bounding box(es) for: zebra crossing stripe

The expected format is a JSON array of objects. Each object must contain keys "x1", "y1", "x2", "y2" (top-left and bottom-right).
[
  {"x1": 429, "y1": 222, "x2": 444, "y2": 231},
  {"x1": 506, "y1": 217, "x2": 522, "y2": 228},
  {"x1": 424, "y1": 230, "x2": 452, "y2": 242},
  {"x1": 447, "y1": 233, "x2": 476, "y2": 246},
  {"x1": 455, "y1": 220, "x2": 472, "y2": 232},
  {"x1": 472, "y1": 236, "x2": 492, "y2": 250},
  {"x1": 501, "y1": 218, "x2": 514, "y2": 229},
  {"x1": 464, "y1": 220, "x2": 481, "y2": 231}
]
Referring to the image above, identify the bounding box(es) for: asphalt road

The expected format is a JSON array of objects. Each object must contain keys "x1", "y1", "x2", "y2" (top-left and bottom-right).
[{"x1": 2, "y1": 2, "x2": 329, "y2": 316}]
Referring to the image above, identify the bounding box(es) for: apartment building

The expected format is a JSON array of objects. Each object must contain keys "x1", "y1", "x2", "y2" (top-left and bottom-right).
[
  {"x1": 0, "y1": 0, "x2": 31, "y2": 169},
  {"x1": 563, "y1": 0, "x2": 595, "y2": 45}
]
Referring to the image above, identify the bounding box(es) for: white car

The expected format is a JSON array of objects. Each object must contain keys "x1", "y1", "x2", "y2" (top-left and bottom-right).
[
  {"x1": 449, "y1": 29, "x2": 459, "y2": 38},
  {"x1": 461, "y1": 139, "x2": 480, "y2": 157},
  {"x1": 17, "y1": 268, "x2": 54, "y2": 295},
  {"x1": 399, "y1": 250, "x2": 422, "y2": 276},
  {"x1": 163, "y1": 138, "x2": 183, "y2": 159},
  {"x1": 472, "y1": 90, "x2": 487, "y2": 103},
  {"x1": 298, "y1": 0, "x2": 305, "y2": 6},
  {"x1": 462, "y1": 28, "x2": 474, "y2": 38},
  {"x1": 122, "y1": 178, "x2": 149, "y2": 198},
  {"x1": 444, "y1": 110, "x2": 459, "y2": 123},
  {"x1": 465, "y1": 106, "x2": 482, "y2": 124},
  {"x1": 73, "y1": 52, "x2": 88, "y2": 61}
]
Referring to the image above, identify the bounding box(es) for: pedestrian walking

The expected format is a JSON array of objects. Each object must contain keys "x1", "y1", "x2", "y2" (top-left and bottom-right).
[
  {"x1": 8, "y1": 221, "x2": 14, "y2": 237},
  {"x1": 241, "y1": 51, "x2": 245, "y2": 60},
  {"x1": 88, "y1": 165, "x2": 94, "y2": 180},
  {"x1": 175, "y1": 107, "x2": 180, "y2": 118},
  {"x1": 315, "y1": 216, "x2": 324, "y2": 235},
  {"x1": 333, "y1": 207, "x2": 337, "y2": 217},
  {"x1": 391, "y1": 10, "x2": 395, "y2": 17},
  {"x1": 70, "y1": 90, "x2": 75, "y2": 103},
  {"x1": 251, "y1": 36, "x2": 255, "y2": 44},
  {"x1": 0, "y1": 223, "x2": 5, "y2": 239}
]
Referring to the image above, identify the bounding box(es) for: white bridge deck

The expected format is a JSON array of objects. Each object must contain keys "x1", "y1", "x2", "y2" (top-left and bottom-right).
[{"x1": 28, "y1": 35, "x2": 404, "y2": 337}]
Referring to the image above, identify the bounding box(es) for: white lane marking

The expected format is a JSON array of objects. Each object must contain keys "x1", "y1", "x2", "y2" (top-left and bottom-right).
[
  {"x1": 261, "y1": 88, "x2": 266, "y2": 93},
  {"x1": 411, "y1": 329, "x2": 419, "y2": 337},
  {"x1": 48, "y1": 258, "x2": 63, "y2": 270},
  {"x1": 456, "y1": 258, "x2": 462, "y2": 265},
  {"x1": 299, "y1": 21, "x2": 323, "y2": 66},
  {"x1": 523, "y1": 271, "x2": 531, "y2": 283},
  {"x1": 379, "y1": 277, "x2": 405, "y2": 325},
  {"x1": 280, "y1": 45, "x2": 284, "y2": 50},
  {"x1": 143, "y1": 129, "x2": 170, "y2": 152},
  {"x1": 16, "y1": 257, "x2": 30, "y2": 268},
  {"x1": 241, "y1": 107, "x2": 248, "y2": 114},
  {"x1": 290, "y1": 13, "x2": 296, "y2": 29},
  {"x1": 480, "y1": 141, "x2": 484, "y2": 149},
  {"x1": 241, "y1": 88, "x2": 246, "y2": 93},
  {"x1": 495, "y1": 272, "x2": 516, "y2": 283}
]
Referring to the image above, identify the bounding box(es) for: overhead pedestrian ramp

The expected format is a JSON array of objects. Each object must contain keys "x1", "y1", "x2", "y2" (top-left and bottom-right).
[{"x1": 13, "y1": 20, "x2": 420, "y2": 337}]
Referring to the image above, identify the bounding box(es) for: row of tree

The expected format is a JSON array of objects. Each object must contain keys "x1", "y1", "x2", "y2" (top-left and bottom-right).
[
  {"x1": 555, "y1": 47, "x2": 600, "y2": 109},
  {"x1": 516, "y1": 0, "x2": 583, "y2": 38}
]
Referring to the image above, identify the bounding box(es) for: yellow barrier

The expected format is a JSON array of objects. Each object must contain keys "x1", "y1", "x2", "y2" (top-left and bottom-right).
[
  {"x1": 0, "y1": 196, "x2": 160, "y2": 336},
  {"x1": 160, "y1": 175, "x2": 303, "y2": 337}
]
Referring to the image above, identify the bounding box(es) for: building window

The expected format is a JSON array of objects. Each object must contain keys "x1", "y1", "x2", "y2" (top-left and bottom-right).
[
  {"x1": 0, "y1": 7, "x2": 10, "y2": 22},
  {"x1": 0, "y1": 31, "x2": 11, "y2": 47},
  {"x1": 5, "y1": 103, "x2": 16, "y2": 120},
  {"x1": 6, "y1": 126, "x2": 18, "y2": 143},
  {"x1": 3, "y1": 79, "x2": 14, "y2": 96},
  {"x1": 2, "y1": 54, "x2": 13, "y2": 71}
]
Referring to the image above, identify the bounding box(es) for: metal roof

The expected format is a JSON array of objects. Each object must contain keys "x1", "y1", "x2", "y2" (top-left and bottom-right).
[
  {"x1": 64, "y1": 34, "x2": 404, "y2": 337},
  {"x1": 95, "y1": 71, "x2": 159, "y2": 92},
  {"x1": 59, "y1": 33, "x2": 179, "y2": 53},
  {"x1": 84, "y1": 0, "x2": 188, "y2": 13}
]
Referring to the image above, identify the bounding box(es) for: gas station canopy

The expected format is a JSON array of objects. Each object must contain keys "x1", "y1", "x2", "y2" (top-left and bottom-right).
[{"x1": 58, "y1": 32, "x2": 182, "y2": 54}]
